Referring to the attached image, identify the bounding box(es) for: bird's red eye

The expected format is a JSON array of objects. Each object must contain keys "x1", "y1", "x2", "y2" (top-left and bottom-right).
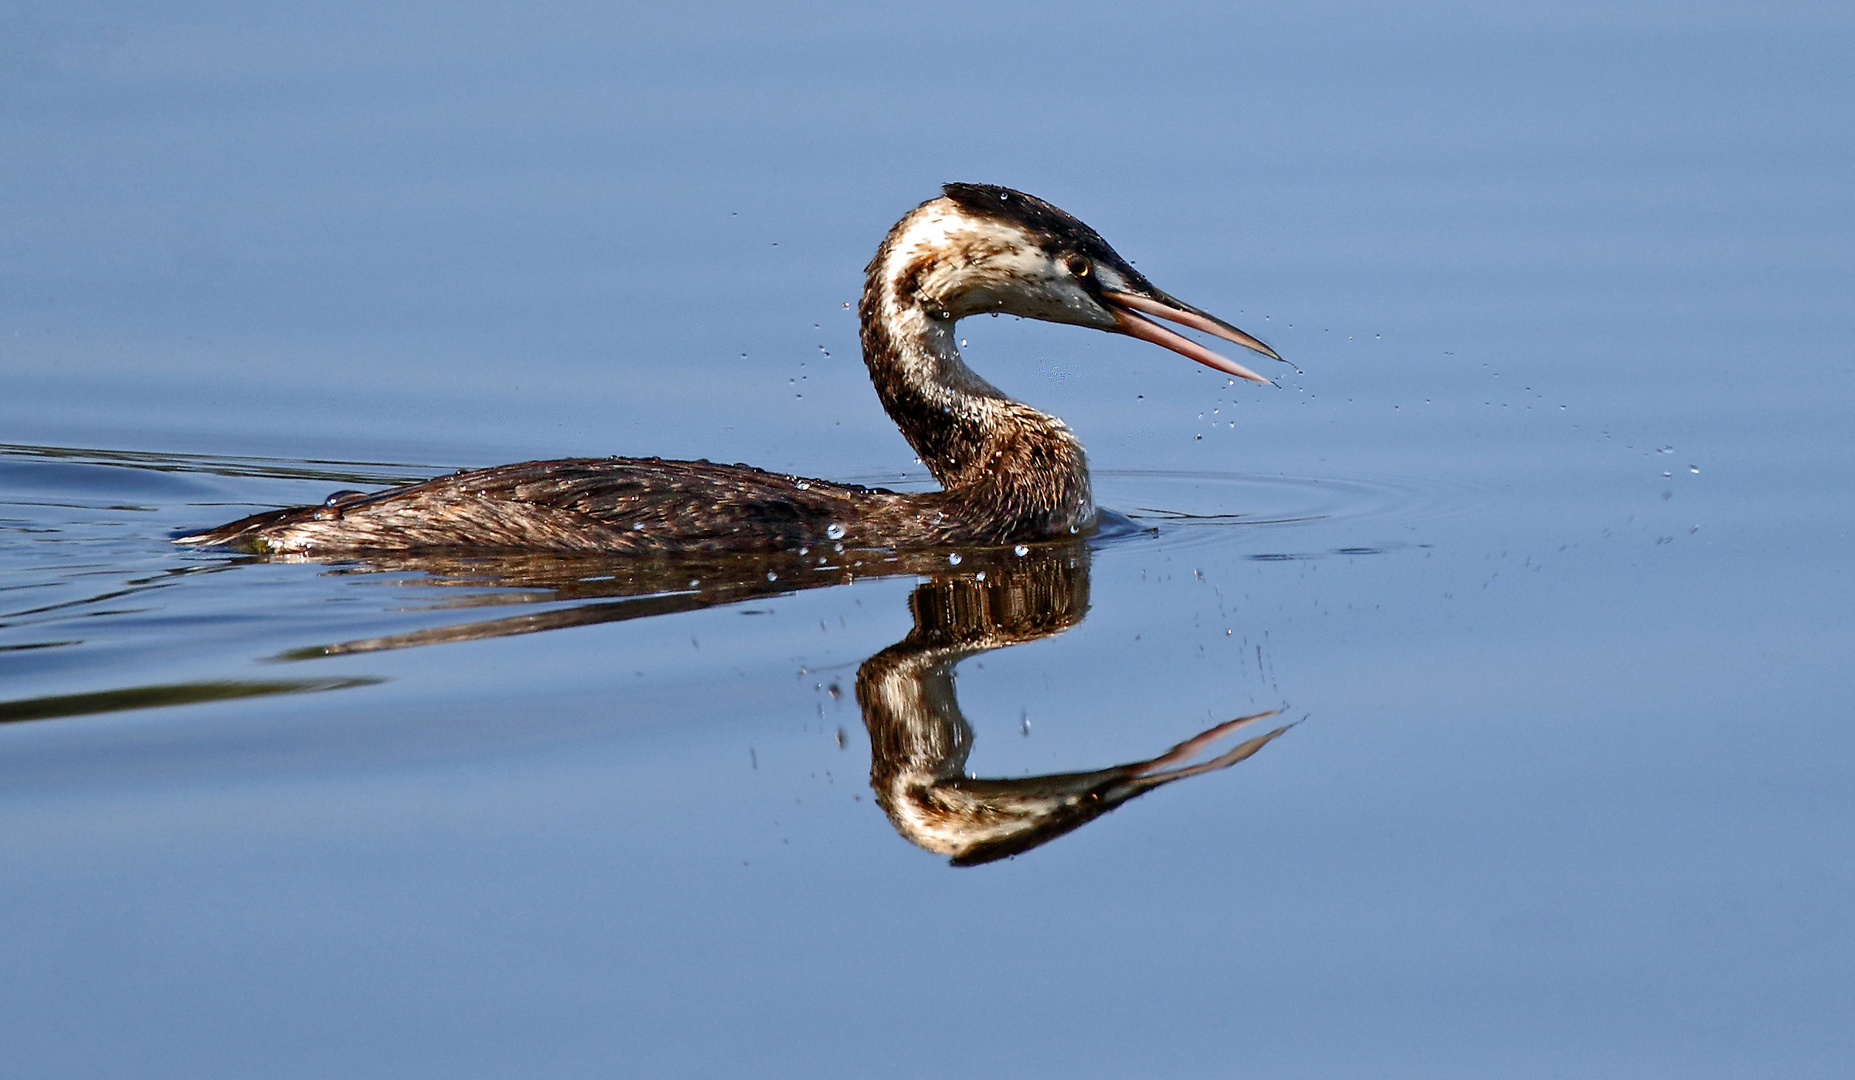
[{"x1": 1065, "y1": 254, "x2": 1090, "y2": 277}]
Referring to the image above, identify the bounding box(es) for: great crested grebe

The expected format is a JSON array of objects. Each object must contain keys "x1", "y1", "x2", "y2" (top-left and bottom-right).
[{"x1": 180, "y1": 184, "x2": 1281, "y2": 555}]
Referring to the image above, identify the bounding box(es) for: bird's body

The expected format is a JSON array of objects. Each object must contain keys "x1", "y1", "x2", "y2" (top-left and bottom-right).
[
  {"x1": 200, "y1": 456, "x2": 1040, "y2": 556},
  {"x1": 181, "y1": 184, "x2": 1279, "y2": 556}
]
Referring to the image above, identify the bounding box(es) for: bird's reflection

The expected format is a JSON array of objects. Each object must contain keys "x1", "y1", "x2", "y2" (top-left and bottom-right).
[
  {"x1": 860, "y1": 553, "x2": 1288, "y2": 865},
  {"x1": 270, "y1": 541, "x2": 1290, "y2": 863}
]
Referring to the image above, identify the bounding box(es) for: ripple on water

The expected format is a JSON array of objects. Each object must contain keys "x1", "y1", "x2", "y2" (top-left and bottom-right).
[{"x1": 1091, "y1": 468, "x2": 1481, "y2": 562}]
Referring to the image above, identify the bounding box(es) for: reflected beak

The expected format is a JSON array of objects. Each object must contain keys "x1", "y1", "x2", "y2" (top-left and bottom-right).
[{"x1": 1102, "y1": 289, "x2": 1282, "y2": 385}]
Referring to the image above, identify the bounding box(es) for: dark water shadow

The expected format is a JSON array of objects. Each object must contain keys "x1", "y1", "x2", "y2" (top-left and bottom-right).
[
  {"x1": 0, "y1": 442, "x2": 438, "y2": 486},
  {"x1": 0, "y1": 677, "x2": 385, "y2": 724}
]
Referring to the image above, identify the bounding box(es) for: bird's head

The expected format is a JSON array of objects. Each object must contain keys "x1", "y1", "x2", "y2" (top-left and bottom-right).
[{"x1": 875, "y1": 182, "x2": 1283, "y2": 384}]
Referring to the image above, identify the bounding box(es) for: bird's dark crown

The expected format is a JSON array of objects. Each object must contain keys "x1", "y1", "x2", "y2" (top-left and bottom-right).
[{"x1": 938, "y1": 183, "x2": 1154, "y2": 292}]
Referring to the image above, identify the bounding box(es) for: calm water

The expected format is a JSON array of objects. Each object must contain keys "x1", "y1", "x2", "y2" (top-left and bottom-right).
[{"x1": 4, "y1": 3, "x2": 1852, "y2": 1076}]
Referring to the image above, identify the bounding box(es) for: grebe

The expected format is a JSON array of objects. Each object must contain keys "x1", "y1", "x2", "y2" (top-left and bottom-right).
[{"x1": 181, "y1": 184, "x2": 1281, "y2": 555}]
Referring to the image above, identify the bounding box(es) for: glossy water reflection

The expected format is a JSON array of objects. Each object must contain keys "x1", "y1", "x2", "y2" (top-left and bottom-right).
[
  {"x1": 307, "y1": 538, "x2": 1294, "y2": 865},
  {"x1": 858, "y1": 554, "x2": 1288, "y2": 864}
]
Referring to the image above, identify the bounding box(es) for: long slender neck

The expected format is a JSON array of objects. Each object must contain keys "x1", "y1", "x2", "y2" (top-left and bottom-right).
[{"x1": 859, "y1": 214, "x2": 1093, "y2": 536}]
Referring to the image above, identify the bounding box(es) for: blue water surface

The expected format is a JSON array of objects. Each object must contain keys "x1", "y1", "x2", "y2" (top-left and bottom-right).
[{"x1": 2, "y1": 3, "x2": 1851, "y2": 1077}]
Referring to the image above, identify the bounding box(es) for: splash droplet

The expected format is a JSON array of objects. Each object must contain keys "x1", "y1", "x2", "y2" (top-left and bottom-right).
[
  {"x1": 1013, "y1": 544, "x2": 1029, "y2": 556},
  {"x1": 825, "y1": 523, "x2": 846, "y2": 540}
]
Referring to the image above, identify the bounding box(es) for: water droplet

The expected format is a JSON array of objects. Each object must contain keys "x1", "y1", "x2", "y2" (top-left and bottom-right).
[
  {"x1": 1689, "y1": 465, "x2": 1700, "y2": 474},
  {"x1": 947, "y1": 553, "x2": 962, "y2": 565},
  {"x1": 825, "y1": 523, "x2": 846, "y2": 540},
  {"x1": 1013, "y1": 544, "x2": 1029, "y2": 556},
  {"x1": 974, "y1": 570, "x2": 985, "y2": 581},
  {"x1": 1194, "y1": 434, "x2": 1203, "y2": 440},
  {"x1": 766, "y1": 571, "x2": 778, "y2": 582}
]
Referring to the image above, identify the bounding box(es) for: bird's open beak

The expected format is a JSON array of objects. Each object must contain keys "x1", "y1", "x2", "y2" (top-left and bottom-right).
[{"x1": 1102, "y1": 289, "x2": 1282, "y2": 385}]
